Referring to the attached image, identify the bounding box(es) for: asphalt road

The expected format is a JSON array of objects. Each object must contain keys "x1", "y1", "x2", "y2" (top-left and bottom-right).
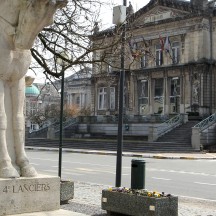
[{"x1": 26, "y1": 150, "x2": 216, "y2": 201}]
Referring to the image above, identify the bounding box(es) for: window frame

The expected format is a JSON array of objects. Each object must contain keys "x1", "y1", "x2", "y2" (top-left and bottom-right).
[
  {"x1": 172, "y1": 41, "x2": 180, "y2": 64},
  {"x1": 155, "y1": 44, "x2": 163, "y2": 66},
  {"x1": 98, "y1": 87, "x2": 107, "y2": 110},
  {"x1": 140, "y1": 52, "x2": 148, "y2": 68}
]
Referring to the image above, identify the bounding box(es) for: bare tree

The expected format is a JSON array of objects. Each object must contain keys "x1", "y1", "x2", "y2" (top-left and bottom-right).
[{"x1": 30, "y1": 0, "x2": 122, "y2": 80}]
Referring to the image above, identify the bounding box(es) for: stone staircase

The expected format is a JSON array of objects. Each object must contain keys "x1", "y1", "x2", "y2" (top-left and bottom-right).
[
  {"x1": 156, "y1": 120, "x2": 200, "y2": 151},
  {"x1": 25, "y1": 123, "x2": 198, "y2": 153}
]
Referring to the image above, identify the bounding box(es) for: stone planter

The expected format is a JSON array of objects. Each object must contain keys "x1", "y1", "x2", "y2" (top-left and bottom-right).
[
  {"x1": 102, "y1": 189, "x2": 178, "y2": 216},
  {"x1": 60, "y1": 180, "x2": 74, "y2": 205}
]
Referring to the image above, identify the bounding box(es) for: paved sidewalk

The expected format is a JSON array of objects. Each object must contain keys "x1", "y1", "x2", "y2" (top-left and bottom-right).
[
  {"x1": 26, "y1": 146, "x2": 216, "y2": 160},
  {"x1": 10, "y1": 209, "x2": 88, "y2": 216},
  {"x1": 61, "y1": 181, "x2": 216, "y2": 216},
  {"x1": 9, "y1": 181, "x2": 216, "y2": 216}
]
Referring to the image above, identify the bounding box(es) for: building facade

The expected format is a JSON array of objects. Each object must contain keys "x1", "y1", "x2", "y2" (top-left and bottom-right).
[
  {"x1": 25, "y1": 77, "x2": 61, "y2": 132},
  {"x1": 91, "y1": 0, "x2": 216, "y2": 118},
  {"x1": 64, "y1": 67, "x2": 92, "y2": 113}
]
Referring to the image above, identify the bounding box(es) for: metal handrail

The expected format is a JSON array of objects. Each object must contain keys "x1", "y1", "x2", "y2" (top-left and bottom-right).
[
  {"x1": 193, "y1": 113, "x2": 216, "y2": 132},
  {"x1": 157, "y1": 114, "x2": 183, "y2": 137},
  {"x1": 29, "y1": 117, "x2": 78, "y2": 134},
  {"x1": 28, "y1": 119, "x2": 58, "y2": 134},
  {"x1": 54, "y1": 117, "x2": 78, "y2": 132}
]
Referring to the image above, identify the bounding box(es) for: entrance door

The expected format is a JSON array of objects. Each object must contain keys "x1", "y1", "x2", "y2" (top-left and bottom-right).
[
  {"x1": 138, "y1": 80, "x2": 149, "y2": 115},
  {"x1": 170, "y1": 77, "x2": 180, "y2": 113}
]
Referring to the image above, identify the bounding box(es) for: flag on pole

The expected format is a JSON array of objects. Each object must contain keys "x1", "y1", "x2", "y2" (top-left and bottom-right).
[
  {"x1": 159, "y1": 35, "x2": 164, "y2": 51},
  {"x1": 164, "y1": 36, "x2": 171, "y2": 53}
]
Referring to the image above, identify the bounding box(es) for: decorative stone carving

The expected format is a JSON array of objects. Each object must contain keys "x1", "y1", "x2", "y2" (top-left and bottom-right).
[{"x1": 0, "y1": 0, "x2": 67, "y2": 178}]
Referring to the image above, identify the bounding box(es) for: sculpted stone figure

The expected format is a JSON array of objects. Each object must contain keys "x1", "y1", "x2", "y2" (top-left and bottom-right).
[{"x1": 0, "y1": 0, "x2": 67, "y2": 178}]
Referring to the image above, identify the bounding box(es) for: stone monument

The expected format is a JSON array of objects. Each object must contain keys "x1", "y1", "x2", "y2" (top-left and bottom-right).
[{"x1": 0, "y1": 0, "x2": 67, "y2": 215}]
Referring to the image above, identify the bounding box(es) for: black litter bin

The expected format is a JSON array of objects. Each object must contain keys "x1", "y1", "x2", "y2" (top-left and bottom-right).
[{"x1": 131, "y1": 159, "x2": 145, "y2": 189}]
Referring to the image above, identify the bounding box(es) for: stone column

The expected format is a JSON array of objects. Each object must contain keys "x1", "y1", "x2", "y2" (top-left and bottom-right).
[
  {"x1": 180, "y1": 75, "x2": 185, "y2": 113},
  {"x1": 133, "y1": 75, "x2": 138, "y2": 114},
  {"x1": 149, "y1": 78, "x2": 154, "y2": 114},
  {"x1": 191, "y1": 127, "x2": 201, "y2": 150},
  {"x1": 163, "y1": 77, "x2": 170, "y2": 115},
  {"x1": 181, "y1": 113, "x2": 188, "y2": 123},
  {"x1": 148, "y1": 126, "x2": 158, "y2": 141},
  {"x1": 47, "y1": 126, "x2": 55, "y2": 139}
]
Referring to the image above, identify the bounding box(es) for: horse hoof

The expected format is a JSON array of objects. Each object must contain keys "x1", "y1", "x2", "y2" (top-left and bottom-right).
[
  {"x1": 21, "y1": 165, "x2": 37, "y2": 177},
  {"x1": 13, "y1": 163, "x2": 21, "y2": 175},
  {"x1": 0, "y1": 165, "x2": 20, "y2": 178}
]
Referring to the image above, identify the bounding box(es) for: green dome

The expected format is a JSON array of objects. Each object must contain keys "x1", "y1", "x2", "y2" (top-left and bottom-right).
[{"x1": 25, "y1": 84, "x2": 40, "y2": 96}]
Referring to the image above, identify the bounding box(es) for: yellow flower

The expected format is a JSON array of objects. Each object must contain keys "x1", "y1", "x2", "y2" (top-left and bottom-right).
[
  {"x1": 108, "y1": 187, "x2": 113, "y2": 191},
  {"x1": 147, "y1": 192, "x2": 152, "y2": 197}
]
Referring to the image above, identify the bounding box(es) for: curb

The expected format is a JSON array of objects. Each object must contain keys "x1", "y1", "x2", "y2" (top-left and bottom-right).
[{"x1": 25, "y1": 147, "x2": 216, "y2": 160}]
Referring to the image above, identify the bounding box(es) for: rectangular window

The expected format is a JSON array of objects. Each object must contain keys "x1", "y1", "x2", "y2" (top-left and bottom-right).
[
  {"x1": 154, "y1": 79, "x2": 164, "y2": 114},
  {"x1": 76, "y1": 96, "x2": 80, "y2": 105},
  {"x1": 30, "y1": 102, "x2": 38, "y2": 115},
  {"x1": 110, "y1": 87, "x2": 115, "y2": 110},
  {"x1": 138, "y1": 80, "x2": 149, "y2": 114},
  {"x1": 155, "y1": 79, "x2": 164, "y2": 96},
  {"x1": 139, "y1": 80, "x2": 148, "y2": 98},
  {"x1": 170, "y1": 78, "x2": 180, "y2": 96},
  {"x1": 172, "y1": 42, "x2": 180, "y2": 64},
  {"x1": 170, "y1": 77, "x2": 180, "y2": 112},
  {"x1": 140, "y1": 53, "x2": 148, "y2": 68},
  {"x1": 80, "y1": 93, "x2": 86, "y2": 107},
  {"x1": 98, "y1": 87, "x2": 107, "y2": 110},
  {"x1": 155, "y1": 44, "x2": 163, "y2": 66}
]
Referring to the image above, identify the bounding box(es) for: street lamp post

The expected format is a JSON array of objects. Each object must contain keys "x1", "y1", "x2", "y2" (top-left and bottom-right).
[
  {"x1": 57, "y1": 52, "x2": 69, "y2": 178},
  {"x1": 115, "y1": 0, "x2": 127, "y2": 187},
  {"x1": 58, "y1": 70, "x2": 65, "y2": 178}
]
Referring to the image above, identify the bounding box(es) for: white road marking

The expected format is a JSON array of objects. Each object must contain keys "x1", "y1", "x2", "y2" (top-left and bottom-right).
[
  {"x1": 194, "y1": 182, "x2": 216, "y2": 186},
  {"x1": 75, "y1": 168, "x2": 115, "y2": 174},
  {"x1": 62, "y1": 168, "x2": 129, "y2": 176},
  {"x1": 41, "y1": 170, "x2": 83, "y2": 176},
  {"x1": 43, "y1": 170, "x2": 57, "y2": 173},
  {"x1": 31, "y1": 158, "x2": 57, "y2": 162},
  {"x1": 152, "y1": 177, "x2": 171, "y2": 181},
  {"x1": 148, "y1": 168, "x2": 216, "y2": 177},
  {"x1": 177, "y1": 194, "x2": 216, "y2": 202},
  {"x1": 31, "y1": 158, "x2": 117, "y2": 168}
]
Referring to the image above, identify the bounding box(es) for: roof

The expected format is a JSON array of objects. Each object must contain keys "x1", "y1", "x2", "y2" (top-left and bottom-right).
[
  {"x1": 65, "y1": 67, "x2": 92, "y2": 81},
  {"x1": 25, "y1": 84, "x2": 40, "y2": 97},
  {"x1": 92, "y1": 0, "x2": 214, "y2": 39}
]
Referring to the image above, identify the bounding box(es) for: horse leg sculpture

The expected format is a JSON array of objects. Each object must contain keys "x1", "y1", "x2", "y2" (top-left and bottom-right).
[
  {"x1": 0, "y1": 80, "x2": 19, "y2": 178},
  {"x1": 0, "y1": 0, "x2": 67, "y2": 179},
  {"x1": 12, "y1": 78, "x2": 37, "y2": 177}
]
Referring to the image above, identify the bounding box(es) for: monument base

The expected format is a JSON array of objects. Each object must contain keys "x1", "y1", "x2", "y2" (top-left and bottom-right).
[{"x1": 0, "y1": 175, "x2": 60, "y2": 216}]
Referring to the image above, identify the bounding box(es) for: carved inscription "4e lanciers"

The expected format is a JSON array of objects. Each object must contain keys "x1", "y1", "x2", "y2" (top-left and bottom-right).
[{"x1": 2, "y1": 184, "x2": 50, "y2": 193}]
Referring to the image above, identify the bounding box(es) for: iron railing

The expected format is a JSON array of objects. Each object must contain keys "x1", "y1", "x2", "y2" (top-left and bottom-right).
[
  {"x1": 54, "y1": 117, "x2": 78, "y2": 132},
  {"x1": 28, "y1": 119, "x2": 57, "y2": 134},
  {"x1": 193, "y1": 113, "x2": 216, "y2": 132},
  {"x1": 29, "y1": 117, "x2": 78, "y2": 136},
  {"x1": 157, "y1": 114, "x2": 184, "y2": 137}
]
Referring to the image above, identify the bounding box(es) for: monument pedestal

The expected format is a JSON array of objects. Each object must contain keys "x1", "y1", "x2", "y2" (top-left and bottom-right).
[{"x1": 0, "y1": 175, "x2": 60, "y2": 216}]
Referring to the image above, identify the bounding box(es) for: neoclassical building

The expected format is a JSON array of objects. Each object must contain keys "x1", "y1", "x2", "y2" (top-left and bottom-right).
[{"x1": 91, "y1": 0, "x2": 216, "y2": 118}]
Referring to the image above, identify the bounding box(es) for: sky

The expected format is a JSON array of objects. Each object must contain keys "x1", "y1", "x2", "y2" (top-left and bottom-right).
[
  {"x1": 28, "y1": 0, "x2": 151, "y2": 83},
  {"x1": 99, "y1": 0, "x2": 150, "y2": 28}
]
